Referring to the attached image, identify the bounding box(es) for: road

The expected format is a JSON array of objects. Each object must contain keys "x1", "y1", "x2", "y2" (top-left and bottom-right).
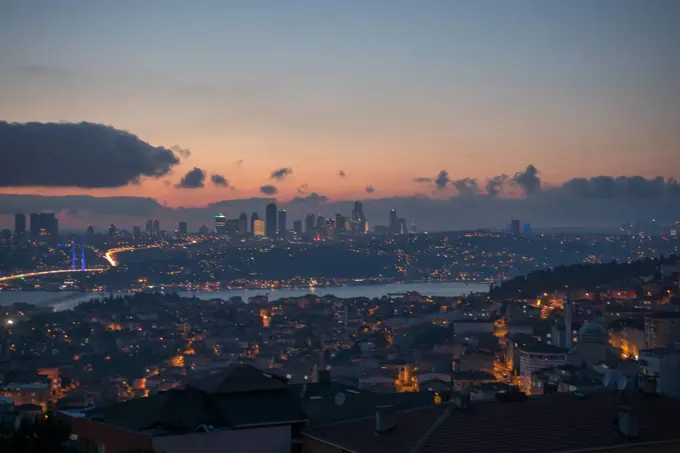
[
  {"x1": 1, "y1": 240, "x2": 199, "y2": 281},
  {"x1": 0, "y1": 268, "x2": 107, "y2": 282}
]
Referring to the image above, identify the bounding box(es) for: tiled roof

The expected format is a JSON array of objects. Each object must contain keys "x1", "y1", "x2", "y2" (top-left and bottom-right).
[
  {"x1": 304, "y1": 406, "x2": 450, "y2": 453},
  {"x1": 187, "y1": 363, "x2": 287, "y2": 393},
  {"x1": 306, "y1": 391, "x2": 680, "y2": 453},
  {"x1": 84, "y1": 386, "x2": 306, "y2": 435},
  {"x1": 420, "y1": 391, "x2": 680, "y2": 453}
]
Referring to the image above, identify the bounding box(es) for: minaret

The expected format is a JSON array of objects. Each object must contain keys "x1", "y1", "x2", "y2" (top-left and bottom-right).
[{"x1": 564, "y1": 293, "x2": 573, "y2": 349}]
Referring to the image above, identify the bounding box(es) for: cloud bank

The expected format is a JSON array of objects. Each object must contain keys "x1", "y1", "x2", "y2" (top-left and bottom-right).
[{"x1": 0, "y1": 121, "x2": 181, "y2": 187}]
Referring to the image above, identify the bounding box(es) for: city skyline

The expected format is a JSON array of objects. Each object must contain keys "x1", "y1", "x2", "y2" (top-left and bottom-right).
[{"x1": 1, "y1": 1, "x2": 679, "y2": 230}]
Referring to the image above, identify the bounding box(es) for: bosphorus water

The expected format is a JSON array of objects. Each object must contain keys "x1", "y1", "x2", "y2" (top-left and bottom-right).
[{"x1": 0, "y1": 281, "x2": 489, "y2": 311}]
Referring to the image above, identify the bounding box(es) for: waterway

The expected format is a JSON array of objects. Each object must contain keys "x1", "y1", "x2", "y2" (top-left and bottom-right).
[{"x1": 0, "y1": 281, "x2": 489, "y2": 312}]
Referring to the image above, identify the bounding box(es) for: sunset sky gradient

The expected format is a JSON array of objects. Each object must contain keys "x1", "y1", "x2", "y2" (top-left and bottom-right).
[{"x1": 1, "y1": 0, "x2": 679, "y2": 208}]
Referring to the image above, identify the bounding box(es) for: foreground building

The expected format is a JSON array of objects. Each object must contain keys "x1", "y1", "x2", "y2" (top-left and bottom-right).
[
  {"x1": 64, "y1": 365, "x2": 307, "y2": 453},
  {"x1": 304, "y1": 390, "x2": 680, "y2": 453}
]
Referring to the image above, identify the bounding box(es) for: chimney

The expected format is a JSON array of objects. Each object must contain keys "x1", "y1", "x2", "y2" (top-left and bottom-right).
[
  {"x1": 375, "y1": 405, "x2": 396, "y2": 434},
  {"x1": 453, "y1": 392, "x2": 471, "y2": 410},
  {"x1": 617, "y1": 406, "x2": 639, "y2": 439}
]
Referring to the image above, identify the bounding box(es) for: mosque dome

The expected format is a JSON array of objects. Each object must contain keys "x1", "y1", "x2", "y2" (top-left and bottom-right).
[{"x1": 578, "y1": 321, "x2": 608, "y2": 345}]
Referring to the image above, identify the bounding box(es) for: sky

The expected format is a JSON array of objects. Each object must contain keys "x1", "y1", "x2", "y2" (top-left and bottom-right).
[{"x1": 0, "y1": 1, "x2": 679, "y2": 230}]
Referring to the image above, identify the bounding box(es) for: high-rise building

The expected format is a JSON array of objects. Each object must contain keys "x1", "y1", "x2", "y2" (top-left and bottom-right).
[
  {"x1": 198, "y1": 225, "x2": 210, "y2": 235},
  {"x1": 398, "y1": 218, "x2": 406, "y2": 235},
  {"x1": 178, "y1": 221, "x2": 188, "y2": 236},
  {"x1": 389, "y1": 209, "x2": 398, "y2": 234},
  {"x1": 511, "y1": 219, "x2": 521, "y2": 236},
  {"x1": 305, "y1": 214, "x2": 316, "y2": 235},
  {"x1": 226, "y1": 219, "x2": 239, "y2": 235},
  {"x1": 238, "y1": 212, "x2": 248, "y2": 234},
  {"x1": 108, "y1": 224, "x2": 118, "y2": 237},
  {"x1": 146, "y1": 220, "x2": 153, "y2": 237},
  {"x1": 523, "y1": 223, "x2": 532, "y2": 235},
  {"x1": 265, "y1": 203, "x2": 278, "y2": 238},
  {"x1": 252, "y1": 219, "x2": 265, "y2": 236},
  {"x1": 353, "y1": 201, "x2": 365, "y2": 222},
  {"x1": 86, "y1": 226, "x2": 95, "y2": 243},
  {"x1": 250, "y1": 212, "x2": 259, "y2": 235},
  {"x1": 215, "y1": 214, "x2": 227, "y2": 234},
  {"x1": 153, "y1": 219, "x2": 160, "y2": 237},
  {"x1": 293, "y1": 220, "x2": 302, "y2": 235},
  {"x1": 277, "y1": 209, "x2": 287, "y2": 235},
  {"x1": 30, "y1": 212, "x2": 58, "y2": 240},
  {"x1": 133, "y1": 225, "x2": 142, "y2": 240},
  {"x1": 14, "y1": 214, "x2": 26, "y2": 239}
]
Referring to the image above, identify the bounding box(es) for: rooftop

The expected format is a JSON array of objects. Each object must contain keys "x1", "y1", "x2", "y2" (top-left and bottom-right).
[{"x1": 305, "y1": 390, "x2": 680, "y2": 453}]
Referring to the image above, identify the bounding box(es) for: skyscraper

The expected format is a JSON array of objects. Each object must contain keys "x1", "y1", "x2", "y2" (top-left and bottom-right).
[
  {"x1": 278, "y1": 209, "x2": 287, "y2": 235},
  {"x1": 146, "y1": 219, "x2": 153, "y2": 237},
  {"x1": 30, "y1": 212, "x2": 58, "y2": 240},
  {"x1": 253, "y1": 219, "x2": 265, "y2": 236},
  {"x1": 398, "y1": 217, "x2": 406, "y2": 235},
  {"x1": 133, "y1": 225, "x2": 142, "y2": 240},
  {"x1": 251, "y1": 212, "x2": 259, "y2": 235},
  {"x1": 265, "y1": 203, "x2": 277, "y2": 238},
  {"x1": 215, "y1": 214, "x2": 227, "y2": 234},
  {"x1": 353, "y1": 201, "x2": 365, "y2": 222},
  {"x1": 239, "y1": 212, "x2": 248, "y2": 234},
  {"x1": 389, "y1": 209, "x2": 398, "y2": 234},
  {"x1": 305, "y1": 214, "x2": 316, "y2": 235},
  {"x1": 14, "y1": 214, "x2": 26, "y2": 239},
  {"x1": 108, "y1": 224, "x2": 118, "y2": 237},
  {"x1": 153, "y1": 219, "x2": 160, "y2": 237},
  {"x1": 178, "y1": 221, "x2": 188, "y2": 236},
  {"x1": 293, "y1": 220, "x2": 302, "y2": 235},
  {"x1": 511, "y1": 219, "x2": 521, "y2": 236}
]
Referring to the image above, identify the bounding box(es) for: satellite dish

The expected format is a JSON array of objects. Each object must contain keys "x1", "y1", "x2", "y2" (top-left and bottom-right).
[
  {"x1": 334, "y1": 392, "x2": 346, "y2": 406},
  {"x1": 602, "y1": 372, "x2": 611, "y2": 387},
  {"x1": 616, "y1": 375, "x2": 627, "y2": 390}
]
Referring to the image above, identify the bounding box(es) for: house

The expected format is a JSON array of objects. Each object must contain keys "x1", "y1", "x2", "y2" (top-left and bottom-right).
[{"x1": 64, "y1": 364, "x2": 307, "y2": 453}]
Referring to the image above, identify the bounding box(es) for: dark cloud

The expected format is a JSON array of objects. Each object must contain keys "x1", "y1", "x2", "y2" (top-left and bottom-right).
[
  {"x1": 211, "y1": 174, "x2": 229, "y2": 187},
  {"x1": 485, "y1": 174, "x2": 508, "y2": 197},
  {"x1": 171, "y1": 145, "x2": 191, "y2": 158},
  {"x1": 414, "y1": 177, "x2": 433, "y2": 183},
  {"x1": 512, "y1": 165, "x2": 541, "y2": 195},
  {"x1": 270, "y1": 167, "x2": 293, "y2": 180},
  {"x1": 290, "y1": 192, "x2": 328, "y2": 204},
  {"x1": 453, "y1": 178, "x2": 481, "y2": 197},
  {"x1": 365, "y1": 185, "x2": 375, "y2": 194},
  {"x1": 0, "y1": 121, "x2": 180, "y2": 187},
  {"x1": 339, "y1": 170, "x2": 346, "y2": 177},
  {"x1": 560, "y1": 176, "x2": 680, "y2": 198},
  {"x1": 260, "y1": 185, "x2": 278, "y2": 195},
  {"x1": 175, "y1": 167, "x2": 205, "y2": 189},
  {"x1": 435, "y1": 170, "x2": 450, "y2": 190},
  {"x1": 296, "y1": 184, "x2": 309, "y2": 194}
]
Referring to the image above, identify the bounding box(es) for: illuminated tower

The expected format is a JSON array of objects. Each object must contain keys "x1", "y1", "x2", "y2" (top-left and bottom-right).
[
  {"x1": 71, "y1": 243, "x2": 77, "y2": 270},
  {"x1": 81, "y1": 238, "x2": 86, "y2": 270}
]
